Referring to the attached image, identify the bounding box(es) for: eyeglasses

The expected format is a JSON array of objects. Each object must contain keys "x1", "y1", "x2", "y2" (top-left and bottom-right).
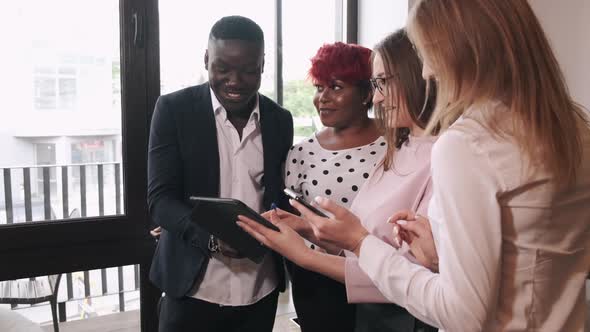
[{"x1": 370, "y1": 76, "x2": 396, "y2": 96}]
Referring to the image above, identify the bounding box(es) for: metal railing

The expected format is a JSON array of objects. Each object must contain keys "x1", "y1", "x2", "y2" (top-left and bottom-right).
[
  {"x1": 1, "y1": 162, "x2": 140, "y2": 321},
  {"x1": 1, "y1": 162, "x2": 123, "y2": 223}
]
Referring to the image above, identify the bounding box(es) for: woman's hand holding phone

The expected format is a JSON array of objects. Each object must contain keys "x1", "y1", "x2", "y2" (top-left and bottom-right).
[
  {"x1": 289, "y1": 196, "x2": 369, "y2": 255},
  {"x1": 283, "y1": 188, "x2": 329, "y2": 217}
]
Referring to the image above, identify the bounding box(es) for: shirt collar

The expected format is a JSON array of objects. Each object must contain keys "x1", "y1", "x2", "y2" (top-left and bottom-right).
[{"x1": 209, "y1": 88, "x2": 260, "y2": 122}]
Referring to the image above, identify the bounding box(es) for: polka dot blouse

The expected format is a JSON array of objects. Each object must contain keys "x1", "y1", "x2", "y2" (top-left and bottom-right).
[{"x1": 285, "y1": 134, "x2": 387, "y2": 208}]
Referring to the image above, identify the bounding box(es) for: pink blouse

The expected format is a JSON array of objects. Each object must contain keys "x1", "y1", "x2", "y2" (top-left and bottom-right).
[
  {"x1": 345, "y1": 135, "x2": 436, "y2": 303},
  {"x1": 358, "y1": 103, "x2": 590, "y2": 331}
]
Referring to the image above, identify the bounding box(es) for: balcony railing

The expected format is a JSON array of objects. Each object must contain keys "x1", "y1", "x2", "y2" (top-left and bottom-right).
[
  {"x1": 1, "y1": 162, "x2": 123, "y2": 223},
  {"x1": 1, "y1": 162, "x2": 140, "y2": 323}
]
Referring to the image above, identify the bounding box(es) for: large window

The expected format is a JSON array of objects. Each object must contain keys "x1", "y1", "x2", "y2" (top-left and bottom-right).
[
  {"x1": 159, "y1": 0, "x2": 344, "y2": 145},
  {"x1": 1, "y1": 0, "x2": 123, "y2": 225},
  {"x1": 0, "y1": 0, "x2": 155, "y2": 329},
  {"x1": 159, "y1": 0, "x2": 276, "y2": 98},
  {"x1": 0, "y1": 1, "x2": 355, "y2": 330},
  {"x1": 33, "y1": 63, "x2": 78, "y2": 110},
  {"x1": 283, "y1": 0, "x2": 342, "y2": 143}
]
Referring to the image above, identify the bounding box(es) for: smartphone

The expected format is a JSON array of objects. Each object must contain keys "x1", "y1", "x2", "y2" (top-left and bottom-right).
[{"x1": 283, "y1": 188, "x2": 329, "y2": 218}]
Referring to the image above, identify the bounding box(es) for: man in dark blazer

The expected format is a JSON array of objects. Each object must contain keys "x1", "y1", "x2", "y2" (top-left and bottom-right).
[{"x1": 147, "y1": 16, "x2": 293, "y2": 332}]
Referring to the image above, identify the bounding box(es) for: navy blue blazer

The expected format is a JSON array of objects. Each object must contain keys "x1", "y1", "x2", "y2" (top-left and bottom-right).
[{"x1": 147, "y1": 82, "x2": 293, "y2": 298}]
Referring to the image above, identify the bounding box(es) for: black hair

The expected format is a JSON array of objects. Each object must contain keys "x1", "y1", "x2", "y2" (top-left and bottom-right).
[{"x1": 209, "y1": 16, "x2": 264, "y2": 46}]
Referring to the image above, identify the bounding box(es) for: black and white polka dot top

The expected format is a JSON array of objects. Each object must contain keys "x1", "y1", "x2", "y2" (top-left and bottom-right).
[{"x1": 285, "y1": 134, "x2": 387, "y2": 208}]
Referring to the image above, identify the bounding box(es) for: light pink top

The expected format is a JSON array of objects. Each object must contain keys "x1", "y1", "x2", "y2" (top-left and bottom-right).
[
  {"x1": 345, "y1": 135, "x2": 436, "y2": 303},
  {"x1": 358, "y1": 102, "x2": 590, "y2": 331},
  {"x1": 189, "y1": 89, "x2": 277, "y2": 306}
]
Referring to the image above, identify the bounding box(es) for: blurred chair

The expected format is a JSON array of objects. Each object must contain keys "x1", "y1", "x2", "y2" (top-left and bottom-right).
[
  {"x1": 0, "y1": 274, "x2": 62, "y2": 332},
  {"x1": 0, "y1": 208, "x2": 80, "y2": 332}
]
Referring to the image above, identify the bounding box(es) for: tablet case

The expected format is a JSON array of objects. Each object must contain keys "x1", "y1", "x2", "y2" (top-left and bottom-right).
[{"x1": 189, "y1": 197, "x2": 279, "y2": 263}]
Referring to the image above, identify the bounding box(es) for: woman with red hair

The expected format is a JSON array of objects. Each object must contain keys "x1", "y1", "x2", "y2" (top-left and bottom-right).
[
  {"x1": 244, "y1": 31, "x2": 438, "y2": 332},
  {"x1": 283, "y1": 42, "x2": 385, "y2": 332}
]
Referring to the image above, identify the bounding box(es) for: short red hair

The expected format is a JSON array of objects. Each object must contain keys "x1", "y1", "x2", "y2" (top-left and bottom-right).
[{"x1": 308, "y1": 42, "x2": 372, "y2": 85}]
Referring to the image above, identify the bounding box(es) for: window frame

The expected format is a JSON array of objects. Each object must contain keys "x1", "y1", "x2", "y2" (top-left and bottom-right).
[
  {"x1": 33, "y1": 65, "x2": 79, "y2": 111},
  {"x1": 0, "y1": 1, "x2": 354, "y2": 331},
  {"x1": 0, "y1": 0, "x2": 155, "y2": 280}
]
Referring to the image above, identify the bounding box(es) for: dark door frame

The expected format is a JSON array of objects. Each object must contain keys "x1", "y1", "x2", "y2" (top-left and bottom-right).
[
  {"x1": 0, "y1": 2, "x2": 357, "y2": 331},
  {"x1": 0, "y1": 0, "x2": 160, "y2": 331}
]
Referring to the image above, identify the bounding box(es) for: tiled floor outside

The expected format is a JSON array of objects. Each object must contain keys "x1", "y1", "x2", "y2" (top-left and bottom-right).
[
  {"x1": 39, "y1": 289, "x2": 300, "y2": 332},
  {"x1": 31, "y1": 280, "x2": 590, "y2": 331}
]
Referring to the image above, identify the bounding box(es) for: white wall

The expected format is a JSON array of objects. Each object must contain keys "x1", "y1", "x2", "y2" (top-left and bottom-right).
[
  {"x1": 530, "y1": 0, "x2": 590, "y2": 110},
  {"x1": 358, "y1": 0, "x2": 590, "y2": 110},
  {"x1": 357, "y1": 1, "x2": 407, "y2": 48}
]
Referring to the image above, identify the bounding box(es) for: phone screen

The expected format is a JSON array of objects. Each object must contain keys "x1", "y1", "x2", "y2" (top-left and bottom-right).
[{"x1": 283, "y1": 188, "x2": 329, "y2": 218}]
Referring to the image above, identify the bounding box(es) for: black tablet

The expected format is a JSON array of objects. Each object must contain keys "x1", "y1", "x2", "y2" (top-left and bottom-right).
[{"x1": 189, "y1": 197, "x2": 279, "y2": 263}]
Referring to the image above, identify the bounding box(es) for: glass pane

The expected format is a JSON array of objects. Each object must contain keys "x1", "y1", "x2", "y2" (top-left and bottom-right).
[
  {"x1": 283, "y1": 0, "x2": 339, "y2": 144},
  {"x1": 34, "y1": 77, "x2": 57, "y2": 109},
  {"x1": 58, "y1": 77, "x2": 77, "y2": 109},
  {"x1": 0, "y1": 1, "x2": 123, "y2": 226},
  {"x1": 159, "y1": 0, "x2": 276, "y2": 99}
]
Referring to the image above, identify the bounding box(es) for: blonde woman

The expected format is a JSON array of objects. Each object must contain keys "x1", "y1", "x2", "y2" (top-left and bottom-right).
[{"x1": 237, "y1": 1, "x2": 590, "y2": 331}]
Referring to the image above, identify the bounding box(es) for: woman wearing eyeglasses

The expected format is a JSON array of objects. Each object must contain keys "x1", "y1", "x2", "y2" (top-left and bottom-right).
[
  {"x1": 246, "y1": 1, "x2": 590, "y2": 331},
  {"x1": 283, "y1": 42, "x2": 385, "y2": 332},
  {"x1": 253, "y1": 30, "x2": 438, "y2": 332}
]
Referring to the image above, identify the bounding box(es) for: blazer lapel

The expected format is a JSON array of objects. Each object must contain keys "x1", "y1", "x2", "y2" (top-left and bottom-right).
[
  {"x1": 259, "y1": 96, "x2": 276, "y2": 171},
  {"x1": 259, "y1": 96, "x2": 280, "y2": 208},
  {"x1": 191, "y1": 83, "x2": 220, "y2": 197}
]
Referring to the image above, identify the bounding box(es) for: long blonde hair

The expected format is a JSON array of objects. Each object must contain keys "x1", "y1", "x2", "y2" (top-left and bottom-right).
[{"x1": 407, "y1": 0, "x2": 588, "y2": 184}]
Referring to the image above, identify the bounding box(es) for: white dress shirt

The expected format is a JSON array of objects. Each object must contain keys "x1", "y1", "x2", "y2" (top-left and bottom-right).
[
  {"x1": 189, "y1": 90, "x2": 277, "y2": 306},
  {"x1": 358, "y1": 102, "x2": 590, "y2": 331}
]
